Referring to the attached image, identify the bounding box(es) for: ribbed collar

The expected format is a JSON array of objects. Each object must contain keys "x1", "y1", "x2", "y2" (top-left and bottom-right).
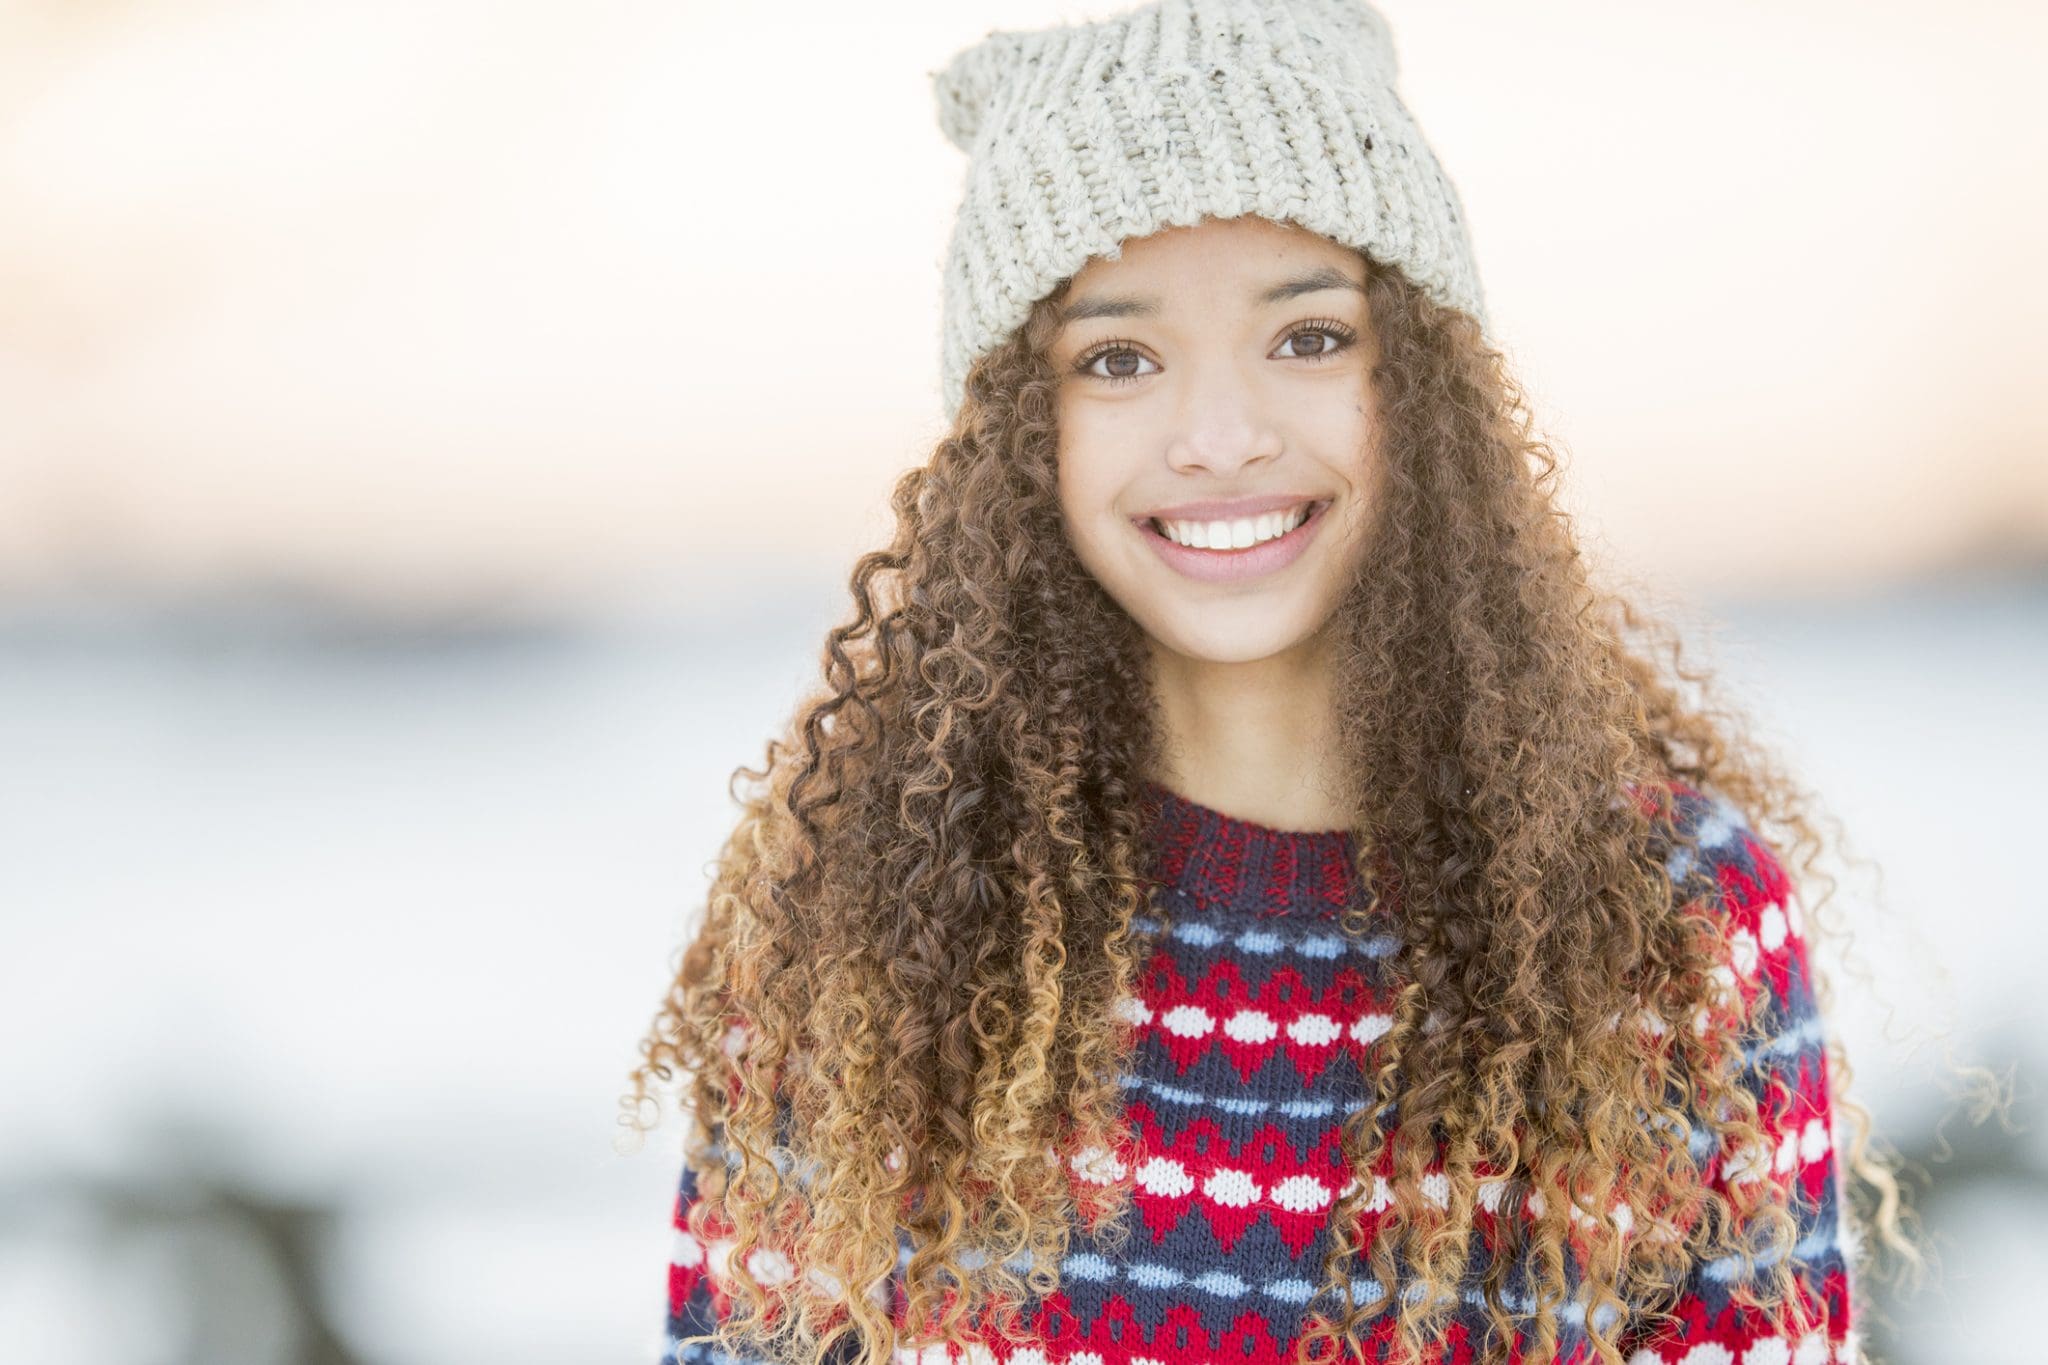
[{"x1": 1138, "y1": 778, "x2": 1367, "y2": 920}]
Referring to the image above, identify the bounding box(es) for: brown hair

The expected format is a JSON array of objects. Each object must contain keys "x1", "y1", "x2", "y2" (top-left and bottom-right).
[{"x1": 620, "y1": 250, "x2": 1974, "y2": 1365}]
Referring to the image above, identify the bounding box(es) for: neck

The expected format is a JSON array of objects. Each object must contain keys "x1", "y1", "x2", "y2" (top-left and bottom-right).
[{"x1": 1145, "y1": 628, "x2": 1351, "y2": 832}]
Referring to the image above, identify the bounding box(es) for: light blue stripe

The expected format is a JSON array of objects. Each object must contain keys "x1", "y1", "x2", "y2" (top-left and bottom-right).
[
  {"x1": 1701, "y1": 1220, "x2": 1844, "y2": 1282},
  {"x1": 1267, "y1": 1277, "x2": 1317, "y2": 1304},
  {"x1": 1117, "y1": 1069, "x2": 1381, "y2": 1121},
  {"x1": 1134, "y1": 912, "x2": 1401, "y2": 961},
  {"x1": 1190, "y1": 1269, "x2": 1252, "y2": 1297},
  {"x1": 1746, "y1": 1011, "x2": 1827, "y2": 1067},
  {"x1": 857, "y1": 1245, "x2": 1644, "y2": 1345},
  {"x1": 1664, "y1": 794, "x2": 1747, "y2": 883},
  {"x1": 903, "y1": 1239, "x2": 1641, "y2": 1334},
  {"x1": 664, "y1": 1335, "x2": 781, "y2": 1365}
]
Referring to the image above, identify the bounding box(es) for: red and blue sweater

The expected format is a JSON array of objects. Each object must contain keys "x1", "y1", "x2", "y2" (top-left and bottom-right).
[{"x1": 662, "y1": 780, "x2": 1857, "y2": 1365}]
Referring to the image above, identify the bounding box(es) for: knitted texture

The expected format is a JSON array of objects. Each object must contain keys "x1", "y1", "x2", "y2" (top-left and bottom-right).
[
  {"x1": 928, "y1": 0, "x2": 1490, "y2": 423},
  {"x1": 660, "y1": 781, "x2": 1857, "y2": 1365}
]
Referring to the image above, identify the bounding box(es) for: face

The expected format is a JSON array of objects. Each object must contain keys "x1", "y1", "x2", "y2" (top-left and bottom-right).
[{"x1": 1050, "y1": 214, "x2": 1381, "y2": 666}]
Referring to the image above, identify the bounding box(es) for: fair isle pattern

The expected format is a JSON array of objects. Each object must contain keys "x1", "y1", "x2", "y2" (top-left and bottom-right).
[
  {"x1": 927, "y1": 0, "x2": 1490, "y2": 422},
  {"x1": 662, "y1": 781, "x2": 1856, "y2": 1365}
]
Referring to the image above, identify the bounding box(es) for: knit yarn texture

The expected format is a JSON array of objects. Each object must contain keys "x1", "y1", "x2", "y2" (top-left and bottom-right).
[
  {"x1": 928, "y1": 0, "x2": 1491, "y2": 423},
  {"x1": 661, "y1": 782, "x2": 1857, "y2": 1365}
]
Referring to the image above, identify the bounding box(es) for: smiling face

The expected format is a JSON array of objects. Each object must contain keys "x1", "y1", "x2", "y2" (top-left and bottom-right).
[{"x1": 1050, "y1": 214, "x2": 1382, "y2": 667}]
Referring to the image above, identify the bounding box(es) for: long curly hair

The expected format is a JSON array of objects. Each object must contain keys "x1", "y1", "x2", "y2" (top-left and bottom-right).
[{"x1": 619, "y1": 249, "x2": 1956, "y2": 1365}]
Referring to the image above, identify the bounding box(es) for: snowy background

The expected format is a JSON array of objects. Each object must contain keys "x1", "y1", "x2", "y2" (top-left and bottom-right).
[{"x1": 3, "y1": 572, "x2": 2042, "y2": 1364}]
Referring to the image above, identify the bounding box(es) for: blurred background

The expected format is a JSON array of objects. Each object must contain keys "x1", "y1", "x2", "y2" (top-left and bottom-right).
[{"x1": 1, "y1": 1, "x2": 2041, "y2": 1361}]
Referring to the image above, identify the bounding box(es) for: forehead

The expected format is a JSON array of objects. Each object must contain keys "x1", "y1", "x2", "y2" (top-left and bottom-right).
[
  {"x1": 1058, "y1": 218, "x2": 1366, "y2": 325},
  {"x1": 1076, "y1": 215, "x2": 1355, "y2": 280}
]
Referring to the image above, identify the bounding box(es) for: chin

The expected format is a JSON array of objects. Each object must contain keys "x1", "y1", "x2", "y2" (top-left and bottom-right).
[{"x1": 1148, "y1": 613, "x2": 1319, "y2": 665}]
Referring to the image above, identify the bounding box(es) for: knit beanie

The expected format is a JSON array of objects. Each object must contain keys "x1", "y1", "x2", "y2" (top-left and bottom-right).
[{"x1": 928, "y1": 0, "x2": 1490, "y2": 424}]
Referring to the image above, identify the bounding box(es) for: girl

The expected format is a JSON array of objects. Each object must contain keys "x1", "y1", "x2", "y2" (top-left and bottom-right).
[{"x1": 624, "y1": 2, "x2": 1919, "y2": 1362}]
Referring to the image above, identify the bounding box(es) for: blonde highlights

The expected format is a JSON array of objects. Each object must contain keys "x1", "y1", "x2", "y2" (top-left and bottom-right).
[{"x1": 622, "y1": 250, "x2": 1946, "y2": 1365}]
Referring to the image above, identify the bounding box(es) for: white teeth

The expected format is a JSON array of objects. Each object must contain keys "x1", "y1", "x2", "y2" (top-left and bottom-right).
[{"x1": 1157, "y1": 502, "x2": 1315, "y2": 550}]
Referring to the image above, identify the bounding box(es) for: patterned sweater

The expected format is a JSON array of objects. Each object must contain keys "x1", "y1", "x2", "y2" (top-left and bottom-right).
[{"x1": 662, "y1": 780, "x2": 1857, "y2": 1365}]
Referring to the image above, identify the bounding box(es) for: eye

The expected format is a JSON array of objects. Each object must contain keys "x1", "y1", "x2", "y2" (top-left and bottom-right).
[
  {"x1": 1274, "y1": 318, "x2": 1360, "y2": 362},
  {"x1": 1071, "y1": 318, "x2": 1361, "y2": 388},
  {"x1": 1073, "y1": 341, "x2": 1160, "y2": 387}
]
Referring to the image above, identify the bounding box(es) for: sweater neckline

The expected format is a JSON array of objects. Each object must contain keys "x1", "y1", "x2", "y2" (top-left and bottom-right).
[{"x1": 1138, "y1": 778, "x2": 1366, "y2": 920}]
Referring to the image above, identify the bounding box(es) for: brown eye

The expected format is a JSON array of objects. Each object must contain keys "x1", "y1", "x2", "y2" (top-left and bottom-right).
[
  {"x1": 1075, "y1": 343, "x2": 1159, "y2": 387},
  {"x1": 1276, "y1": 321, "x2": 1359, "y2": 362}
]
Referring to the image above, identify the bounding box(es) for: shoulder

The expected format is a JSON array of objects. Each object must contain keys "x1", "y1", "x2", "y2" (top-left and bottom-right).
[
  {"x1": 1651, "y1": 779, "x2": 1819, "y2": 1033},
  {"x1": 1639, "y1": 779, "x2": 1798, "y2": 921},
  {"x1": 1672, "y1": 783, "x2": 1798, "y2": 928}
]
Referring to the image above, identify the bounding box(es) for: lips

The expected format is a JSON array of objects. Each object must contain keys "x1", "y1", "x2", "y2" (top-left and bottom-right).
[{"x1": 1135, "y1": 497, "x2": 1332, "y2": 584}]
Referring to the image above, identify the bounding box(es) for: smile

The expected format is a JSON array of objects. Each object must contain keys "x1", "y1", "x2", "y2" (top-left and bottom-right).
[
  {"x1": 1148, "y1": 500, "x2": 1322, "y2": 550},
  {"x1": 1134, "y1": 499, "x2": 1332, "y2": 584}
]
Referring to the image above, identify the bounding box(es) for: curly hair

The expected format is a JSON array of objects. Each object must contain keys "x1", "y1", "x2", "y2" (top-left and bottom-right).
[{"x1": 618, "y1": 249, "x2": 1974, "y2": 1365}]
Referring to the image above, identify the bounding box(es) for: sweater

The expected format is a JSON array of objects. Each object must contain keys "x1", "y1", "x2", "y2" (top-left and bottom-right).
[{"x1": 661, "y1": 780, "x2": 1857, "y2": 1365}]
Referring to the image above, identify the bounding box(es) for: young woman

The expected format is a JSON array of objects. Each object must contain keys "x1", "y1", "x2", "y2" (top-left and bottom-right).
[{"x1": 622, "y1": 2, "x2": 1921, "y2": 1362}]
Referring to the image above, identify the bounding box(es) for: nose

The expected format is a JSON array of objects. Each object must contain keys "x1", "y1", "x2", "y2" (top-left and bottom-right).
[{"x1": 1162, "y1": 370, "x2": 1284, "y2": 478}]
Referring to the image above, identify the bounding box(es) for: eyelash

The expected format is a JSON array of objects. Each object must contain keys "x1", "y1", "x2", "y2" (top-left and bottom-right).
[{"x1": 1072, "y1": 318, "x2": 1361, "y2": 387}]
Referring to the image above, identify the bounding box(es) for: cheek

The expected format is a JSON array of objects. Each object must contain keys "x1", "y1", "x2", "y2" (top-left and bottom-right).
[
  {"x1": 1326, "y1": 395, "x2": 1381, "y2": 499},
  {"x1": 1053, "y1": 426, "x2": 1122, "y2": 529},
  {"x1": 1319, "y1": 387, "x2": 1375, "y2": 453},
  {"x1": 1052, "y1": 438, "x2": 1082, "y2": 527}
]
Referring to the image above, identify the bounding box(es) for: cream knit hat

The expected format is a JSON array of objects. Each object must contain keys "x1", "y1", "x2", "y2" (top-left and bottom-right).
[{"x1": 929, "y1": 0, "x2": 1490, "y2": 423}]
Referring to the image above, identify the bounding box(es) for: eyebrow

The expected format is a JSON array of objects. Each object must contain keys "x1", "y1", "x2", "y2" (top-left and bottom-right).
[{"x1": 1056, "y1": 266, "x2": 1366, "y2": 324}]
